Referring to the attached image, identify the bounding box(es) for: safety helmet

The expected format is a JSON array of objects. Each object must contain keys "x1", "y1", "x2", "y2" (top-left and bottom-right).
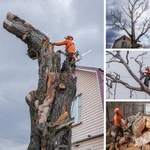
[
  {"x1": 65, "y1": 35, "x2": 73, "y2": 40},
  {"x1": 146, "y1": 66, "x2": 150, "y2": 71},
  {"x1": 114, "y1": 108, "x2": 120, "y2": 113}
]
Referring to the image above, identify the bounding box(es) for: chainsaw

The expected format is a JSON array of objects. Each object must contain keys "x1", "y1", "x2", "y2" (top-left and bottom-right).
[{"x1": 57, "y1": 49, "x2": 92, "y2": 64}]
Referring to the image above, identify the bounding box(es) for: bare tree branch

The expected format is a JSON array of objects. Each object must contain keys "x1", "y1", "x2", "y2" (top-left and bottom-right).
[
  {"x1": 130, "y1": 52, "x2": 147, "y2": 80},
  {"x1": 106, "y1": 73, "x2": 142, "y2": 91},
  {"x1": 106, "y1": 51, "x2": 150, "y2": 97},
  {"x1": 126, "y1": 51, "x2": 129, "y2": 65}
]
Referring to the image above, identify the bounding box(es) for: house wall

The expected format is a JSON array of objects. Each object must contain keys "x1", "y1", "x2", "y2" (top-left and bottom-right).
[
  {"x1": 72, "y1": 136, "x2": 103, "y2": 150},
  {"x1": 71, "y1": 70, "x2": 103, "y2": 149},
  {"x1": 113, "y1": 37, "x2": 132, "y2": 48}
]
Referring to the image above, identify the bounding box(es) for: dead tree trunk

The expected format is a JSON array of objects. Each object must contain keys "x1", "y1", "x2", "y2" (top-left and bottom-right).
[{"x1": 3, "y1": 12, "x2": 76, "y2": 150}]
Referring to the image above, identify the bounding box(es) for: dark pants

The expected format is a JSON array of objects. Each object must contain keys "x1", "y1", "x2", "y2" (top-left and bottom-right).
[
  {"x1": 61, "y1": 53, "x2": 76, "y2": 73},
  {"x1": 114, "y1": 126, "x2": 124, "y2": 142},
  {"x1": 144, "y1": 76, "x2": 150, "y2": 87}
]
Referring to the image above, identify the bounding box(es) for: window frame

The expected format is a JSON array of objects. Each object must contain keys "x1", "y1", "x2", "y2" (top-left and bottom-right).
[
  {"x1": 71, "y1": 93, "x2": 82, "y2": 125},
  {"x1": 121, "y1": 41, "x2": 127, "y2": 48}
]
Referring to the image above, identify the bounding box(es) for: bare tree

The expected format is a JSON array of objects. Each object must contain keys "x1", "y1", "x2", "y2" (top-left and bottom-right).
[
  {"x1": 108, "y1": 0, "x2": 150, "y2": 48},
  {"x1": 106, "y1": 51, "x2": 150, "y2": 98}
]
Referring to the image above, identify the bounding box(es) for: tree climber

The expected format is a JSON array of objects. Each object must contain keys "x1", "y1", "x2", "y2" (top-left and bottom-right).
[
  {"x1": 52, "y1": 35, "x2": 76, "y2": 72},
  {"x1": 144, "y1": 66, "x2": 150, "y2": 87},
  {"x1": 114, "y1": 108, "x2": 125, "y2": 143}
]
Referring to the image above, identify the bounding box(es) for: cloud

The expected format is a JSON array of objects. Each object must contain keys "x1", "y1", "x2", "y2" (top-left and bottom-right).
[{"x1": 106, "y1": 29, "x2": 121, "y2": 46}]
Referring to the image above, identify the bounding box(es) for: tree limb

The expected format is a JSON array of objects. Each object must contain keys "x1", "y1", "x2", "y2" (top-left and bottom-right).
[{"x1": 106, "y1": 51, "x2": 150, "y2": 97}]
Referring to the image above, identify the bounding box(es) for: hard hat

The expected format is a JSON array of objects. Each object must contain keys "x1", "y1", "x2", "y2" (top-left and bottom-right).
[
  {"x1": 114, "y1": 108, "x2": 120, "y2": 113},
  {"x1": 146, "y1": 66, "x2": 150, "y2": 70},
  {"x1": 65, "y1": 35, "x2": 73, "y2": 40}
]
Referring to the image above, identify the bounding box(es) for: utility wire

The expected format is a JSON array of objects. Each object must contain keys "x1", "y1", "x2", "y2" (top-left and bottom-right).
[
  {"x1": 0, "y1": 102, "x2": 29, "y2": 118},
  {"x1": 134, "y1": 90, "x2": 138, "y2": 99},
  {"x1": 0, "y1": 135, "x2": 28, "y2": 144},
  {"x1": 0, "y1": 96, "x2": 27, "y2": 109},
  {"x1": 0, "y1": 95, "x2": 26, "y2": 106}
]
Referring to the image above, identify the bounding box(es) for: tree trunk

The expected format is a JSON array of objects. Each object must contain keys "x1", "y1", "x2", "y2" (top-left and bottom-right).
[{"x1": 3, "y1": 12, "x2": 76, "y2": 150}]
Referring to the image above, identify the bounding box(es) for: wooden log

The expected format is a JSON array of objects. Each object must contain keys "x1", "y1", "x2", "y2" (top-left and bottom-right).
[
  {"x1": 135, "y1": 131, "x2": 150, "y2": 147},
  {"x1": 126, "y1": 112, "x2": 141, "y2": 129},
  {"x1": 115, "y1": 143, "x2": 120, "y2": 150},
  {"x1": 106, "y1": 143, "x2": 114, "y2": 150},
  {"x1": 132, "y1": 116, "x2": 146, "y2": 138},
  {"x1": 108, "y1": 145, "x2": 115, "y2": 150},
  {"x1": 144, "y1": 116, "x2": 150, "y2": 130},
  {"x1": 54, "y1": 111, "x2": 69, "y2": 125},
  {"x1": 119, "y1": 137, "x2": 128, "y2": 145},
  {"x1": 142, "y1": 144, "x2": 150, "y2": 150},
  {"x1": 3, "y1": 12, "x2": 49, "y2": 59}
]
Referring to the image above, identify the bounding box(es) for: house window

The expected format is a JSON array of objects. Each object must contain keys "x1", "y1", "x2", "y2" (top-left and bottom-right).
[
  {"x1": 121, "y1": 41, "x2": 127, "y2": 48},
  {"x1": 71, "y1": 94, "x2": 82, "y2": 124}
]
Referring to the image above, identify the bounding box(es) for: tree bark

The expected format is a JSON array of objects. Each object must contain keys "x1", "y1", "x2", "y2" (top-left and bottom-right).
[{"x1": 3, "y1": 12, "x2": 76, "y2": 150}]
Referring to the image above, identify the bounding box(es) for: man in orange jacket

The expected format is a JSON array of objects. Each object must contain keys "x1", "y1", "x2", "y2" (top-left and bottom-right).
[
  {"x1": 114, "y1": 108, "x2": 125, "y2": 142},
  {"x1": 53, "y1": 35, "x2": 76, "y2": 72}
]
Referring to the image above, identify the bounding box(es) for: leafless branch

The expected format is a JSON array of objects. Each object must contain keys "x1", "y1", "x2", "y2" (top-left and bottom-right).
[
  {"x1": 130, "y1": 52, "x2": 147, "y2": 80},
  {"x1": 106, "y1": 51, "x2": 150, "y2": 97},
  {"x1": 126, "y1": 51, "x2": 129, "y2": 65},
  {"x1": 106, "y1": 73, "x2": 142, "y2": 91},
  {"x1": 106, "y1": 78, "x2": 113, "y2": 99},
  {"x1": 130, "y1": 89, "x2": 133, "y2": 98}
]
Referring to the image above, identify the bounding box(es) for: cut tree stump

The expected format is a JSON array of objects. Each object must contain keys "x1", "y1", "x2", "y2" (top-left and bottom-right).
[
  {"x1": 3, "y1": 12, "x2": 76, "y2": 150},
  {"x1": 135, "y1": 131, "x2": 150, "y2": 147},
  {"x1": 132, "y1": 116, "x2": 145, "y2": 138}
]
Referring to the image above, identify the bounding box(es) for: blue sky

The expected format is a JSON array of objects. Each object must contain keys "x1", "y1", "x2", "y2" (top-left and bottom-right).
[{"x1": 0, "y1": 0, "x2": 104, "y2": 149}]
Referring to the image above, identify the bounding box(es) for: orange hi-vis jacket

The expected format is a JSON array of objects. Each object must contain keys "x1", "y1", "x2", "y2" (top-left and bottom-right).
[
  {"x1": 146, "y1": 67, "x2": 150, "y2": 76},
  {"x1": 55, "y1": 40, "x2": 75, "y2": 54},
  {"x1": 114, "y1": 113, "x2": 125, "y2": 127}
]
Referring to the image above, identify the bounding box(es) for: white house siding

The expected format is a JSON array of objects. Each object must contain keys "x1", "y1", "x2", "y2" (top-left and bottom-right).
[
  {"x1": 72, "y1": 69, "x2": 103, "y2": 148},
  {"x1": 72, "y1": 136, "x2": 103, "y2": 150}
]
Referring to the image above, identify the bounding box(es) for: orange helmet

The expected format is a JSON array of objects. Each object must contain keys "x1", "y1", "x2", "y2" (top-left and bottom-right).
[
  {"x1": 114, "y1": 108, "x2": 120, "y2": 113},
  {"x1": 65, "y1": 35, "x2": 73, "y2": 40},
  {"x1": 146, "y1": 66, "x2": 150, "y2": 71}
]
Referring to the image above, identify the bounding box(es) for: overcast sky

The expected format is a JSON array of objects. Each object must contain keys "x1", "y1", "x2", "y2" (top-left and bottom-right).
[
  {"x1": 106, "y1": 0, "x2": 150, "y2": 47},
  {"x1": 0, "y1": 0, "x2": 103, "y2": 149},
  {"x1": 106, "y1": 51, "x2": 150, "y2": 99}
]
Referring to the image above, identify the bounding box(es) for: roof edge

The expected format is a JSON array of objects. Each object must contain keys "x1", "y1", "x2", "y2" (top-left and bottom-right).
[{"x1": 76, "y1": 65, "x2": 104, "y2": 72}]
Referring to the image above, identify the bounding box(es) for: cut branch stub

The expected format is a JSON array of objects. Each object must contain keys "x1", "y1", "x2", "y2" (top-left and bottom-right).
[{"x1": 3, "y1": 12, "x2": 49, "y2": 59}]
